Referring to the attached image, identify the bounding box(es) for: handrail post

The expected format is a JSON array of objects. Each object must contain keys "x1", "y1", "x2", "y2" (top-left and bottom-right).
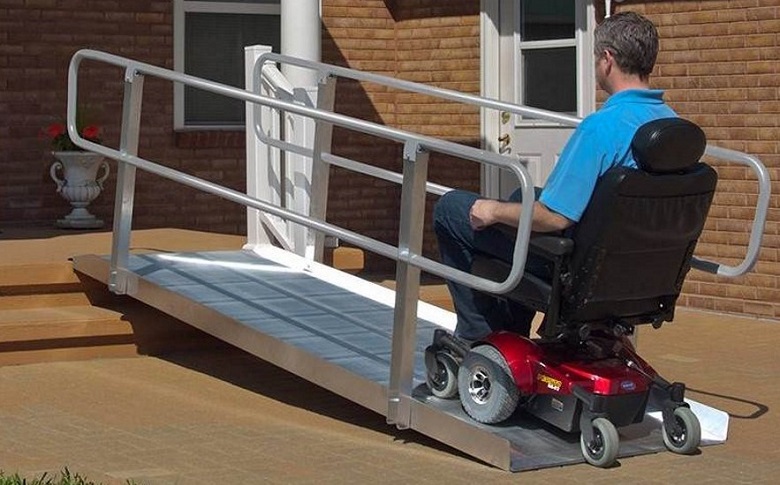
[
  {"x1": 109, "y1": 67, "x2": 144, "y2": 295},
  {"x1": 387, "y1": 141, "x2": 429, "y2": 429},
  {"x1": 308, "y1": 74, "x2": 336, "y2": 262}
]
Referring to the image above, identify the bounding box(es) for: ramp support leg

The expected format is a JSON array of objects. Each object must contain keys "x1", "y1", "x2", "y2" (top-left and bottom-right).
[
  {"x1": 308, "y1": 74, "x2": 337, "y2": 263},
  {"x1": 109, "y1": 68, "x2": 143, "y2": 295},
  {"x1": 387, "y1": 141, "x2": 429, "y2": 429}
]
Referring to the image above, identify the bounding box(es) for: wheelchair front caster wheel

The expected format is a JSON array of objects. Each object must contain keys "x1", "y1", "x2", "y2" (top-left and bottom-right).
[
  {"x1": 426, "y1": 350, "x2": 459, "y2": 399},
  {"x1": 663, "y1": 406, "x2": 701, "y2": 454},
  {"x1": 580, "y1": 417, "x2": 619, "y2": 468}
]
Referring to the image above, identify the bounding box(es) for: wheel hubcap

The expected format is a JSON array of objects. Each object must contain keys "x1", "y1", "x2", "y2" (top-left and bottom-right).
[
  {"x1": 587, "y1": 430, "x2": 605, "y2": 458},
  {"x1": 468, "y1": 366, "x2": 492, "y2": 404},
  {"x1": 670, "y1": 417, "x2": 687, "y2": 445},
  {"x1": 432, "y1": 363, "x2": 447, "y2": 390}
]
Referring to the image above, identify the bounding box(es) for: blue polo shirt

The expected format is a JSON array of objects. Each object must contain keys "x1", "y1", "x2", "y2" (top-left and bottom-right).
[{"x1": 539, "y1": 89, "x2": 676, "y2": 223}]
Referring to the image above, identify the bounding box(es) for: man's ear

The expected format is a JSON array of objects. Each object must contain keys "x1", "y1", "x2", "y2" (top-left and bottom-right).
[{"x1": 602, "y1": 50, "x2": 614, "y2": 74}]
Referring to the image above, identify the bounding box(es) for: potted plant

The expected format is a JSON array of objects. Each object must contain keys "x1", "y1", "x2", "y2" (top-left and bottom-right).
[{"x1": 43, "y1": 116, "x2": 109, "y2": 229}]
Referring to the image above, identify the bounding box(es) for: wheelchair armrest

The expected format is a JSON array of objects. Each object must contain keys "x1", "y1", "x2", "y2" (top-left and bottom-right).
[
  {"x1": 529, "y1": 235, "x2": 574, "y2": 259},
  {"x1": 471, "y1": 256, "x2": 552, "y2": 313},
  {"x1": 472, "y1": 231, "x2": 574, "y2": 338},
  {"x1": 494, "y1": 224, "x2": 574, "y2": 260},
  {"x1": 471, "y1": 233, "x2": 571, "y2": 310}
]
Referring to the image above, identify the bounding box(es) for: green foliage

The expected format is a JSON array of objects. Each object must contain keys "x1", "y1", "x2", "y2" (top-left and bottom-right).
[{"x1": 0, "y1": 468, "x2": 138, "y2": 485}]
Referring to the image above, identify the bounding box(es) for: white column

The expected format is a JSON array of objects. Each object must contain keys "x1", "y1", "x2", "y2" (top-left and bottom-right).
[
  {"x1": 281, "y1": 0, "x2": 321, "y2": 86},
  {"x1": 281, "y1": 0, "x2": 322, "y2": 257}
]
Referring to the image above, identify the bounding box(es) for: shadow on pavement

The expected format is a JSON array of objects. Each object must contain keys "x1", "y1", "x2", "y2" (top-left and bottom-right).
[
  {"x1": 688, "y1": 387, "x2": 769, "y2": 420},
  {"x1": 160, "y1": 346, "x2": 478, "y2": 461}
]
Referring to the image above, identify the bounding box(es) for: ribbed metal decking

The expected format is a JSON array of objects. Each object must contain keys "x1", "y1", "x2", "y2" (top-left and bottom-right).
[{"x1": 72, "y1": 246, "x2": 726, "y2": 471}]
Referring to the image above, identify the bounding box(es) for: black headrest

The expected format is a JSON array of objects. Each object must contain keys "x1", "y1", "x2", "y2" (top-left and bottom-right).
[{"x1": 631, "y1": 118, "x2": 706, "y2": 174}]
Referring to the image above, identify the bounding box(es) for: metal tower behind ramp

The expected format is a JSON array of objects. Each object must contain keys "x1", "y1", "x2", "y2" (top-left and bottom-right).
[{"x1": 65, "y1": 49, "x2": 769, "y2": 471}]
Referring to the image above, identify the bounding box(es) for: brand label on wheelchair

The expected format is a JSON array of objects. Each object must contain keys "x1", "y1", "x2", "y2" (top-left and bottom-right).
[
  {"x1": 538, "y1": 374, "x2": 562, "y2": 391},
  {"x1": 621, "y1": 380, "x2": 637, "y2": 392}
]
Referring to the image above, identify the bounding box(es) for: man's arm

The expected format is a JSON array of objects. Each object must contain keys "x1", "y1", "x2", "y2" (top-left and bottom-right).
[{"x1": 469, "y1": 199, "x2": 573, "y2": 233}]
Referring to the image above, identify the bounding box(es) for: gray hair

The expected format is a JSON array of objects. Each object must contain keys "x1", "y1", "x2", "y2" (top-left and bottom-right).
[{"x1": 594, "y1": 11, "x2": 659, "y2": 79}]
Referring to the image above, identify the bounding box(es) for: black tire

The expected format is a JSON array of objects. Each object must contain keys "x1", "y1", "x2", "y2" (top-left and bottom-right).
[
  {"x1": 580, "y1": 417, "x2": 620, "y2": 468},
  {"x1": 663, "y1": 406, "x2": 701, "y2": 455},
  {"x1": 426, "y1": 351, "x2": 459, "y2": 399},
  {"x1": 457, "y1": 345, "x2": 519, "y2": 424}
]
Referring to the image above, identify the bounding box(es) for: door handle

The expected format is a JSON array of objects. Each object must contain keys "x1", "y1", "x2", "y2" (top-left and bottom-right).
[{"x1": 498, "y1": 133, "x2": 511, "y2": 152}]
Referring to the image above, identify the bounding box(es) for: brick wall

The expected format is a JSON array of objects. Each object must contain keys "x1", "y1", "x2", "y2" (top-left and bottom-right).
[
  {"x1": 1, "y1": 0, "x2": 777, "y2": 319},
  {"x1": 615, "y1": 1, "x2": 779, "y2": 319},
  {"x1": 322, "y1": 0, "x2": 481, "y2": 270},
  {"x1": 0, "y1": 0, "x2": 246, "y2": 234},
  {"x1": 0, "y1": 0, "x2": 479, "y2": 268}
]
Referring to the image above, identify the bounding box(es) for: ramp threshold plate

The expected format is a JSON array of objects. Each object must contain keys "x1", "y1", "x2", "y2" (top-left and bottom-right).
[{"x1": 72, "y1": 247, "x2": 726, "y2": 472}]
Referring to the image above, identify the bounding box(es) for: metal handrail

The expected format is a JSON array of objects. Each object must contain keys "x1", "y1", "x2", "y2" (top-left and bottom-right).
[
  {"x1": 67, "y1": 49, "x2": 772, "y2": 292},
  {"x1": 252, "y1": 52, "x2": 772, "y2": 279},
  {"x1": 255, "y1": 52, "x2": 583, "y2": 127},
  {"x1": 697, "y1": 145, "x2": 772, "y2": 277},
  {"x1": 66, "y1": 49, "x2": 534, "y2": 296},
  {"x1": 249, "y1": 52, "x2": 581, "y2": 172}
]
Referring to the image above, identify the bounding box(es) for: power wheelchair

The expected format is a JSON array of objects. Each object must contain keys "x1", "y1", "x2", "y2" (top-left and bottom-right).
[{"x1": 425, "y1": 117, "x2": 718, "y2": 467}]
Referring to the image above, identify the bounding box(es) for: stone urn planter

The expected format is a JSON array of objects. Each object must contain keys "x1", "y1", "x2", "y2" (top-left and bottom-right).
[{"x1": 49, "y1": 151, "x2": 110, "y2": 229}]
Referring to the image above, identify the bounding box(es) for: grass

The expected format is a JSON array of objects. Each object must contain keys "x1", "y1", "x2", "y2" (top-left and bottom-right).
[{"x1": 0, "y1": 469, "x2": 137, "y2": 485}]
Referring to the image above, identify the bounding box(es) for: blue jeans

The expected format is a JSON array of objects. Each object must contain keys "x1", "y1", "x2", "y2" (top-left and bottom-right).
[{"x1": 433, "y1": 188, "x2": 549, "y2": 340}]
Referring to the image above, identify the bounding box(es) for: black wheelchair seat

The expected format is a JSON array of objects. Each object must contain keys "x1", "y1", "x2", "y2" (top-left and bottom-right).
[{"x1": 473, "y1": 117, "x2": 717, "y2": 339}]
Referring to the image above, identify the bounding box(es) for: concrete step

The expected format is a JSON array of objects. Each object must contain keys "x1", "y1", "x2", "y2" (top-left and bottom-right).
[
  {"x1": 325, "y1": 246, "x2": 365, "y2": 272},
  {"x1": 0, "y1": 343, "x2": 140, "y2": 367},
  {"x1": 0, "y1": 305, "x2": 131, "y2": 342},
  {"x1": 0, "y1": 228, "x2": 247, "y2": 366},
  {"x1": 0, "y1": 262, "x2": 82, "y2": 295},
  {"x1": 0, "y1": 304, "x2": 137, "y2": 366},
  {"x1": 0, "y1": 292, "x2": 94, "y2": 309},
  {"x1": 0, "y1": 298, "x2": 227, "y2": 366},
  {"x1": 0, "y1": 252, "x2": 268, "y2": 367}
]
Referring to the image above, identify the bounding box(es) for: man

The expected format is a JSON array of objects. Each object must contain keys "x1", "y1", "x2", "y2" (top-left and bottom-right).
[{"x1": 434, "y1": 11, "x2": 676, "y2": 342}]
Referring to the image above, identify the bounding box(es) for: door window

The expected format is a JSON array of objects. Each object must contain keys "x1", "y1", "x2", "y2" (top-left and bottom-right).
[{"x1": 518, "y1": 0, "x2": 578, "y2": 114}]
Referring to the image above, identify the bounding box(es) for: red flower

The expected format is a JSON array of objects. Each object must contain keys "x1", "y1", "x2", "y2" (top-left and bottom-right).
[
  {"x1": 42, "y1": 113, "x2": 102, "y2": 151},
  {"x1": 45, "y1": 123, "x2": 66, "y2": 139},
  {"x1": 81, "y1": 125, "x2": 100, "y2": 140}
]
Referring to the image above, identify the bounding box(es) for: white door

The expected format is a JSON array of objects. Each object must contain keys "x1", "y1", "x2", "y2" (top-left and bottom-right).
[{"x1": 484, "y1": 0, "x2": 596, "y2": 198}]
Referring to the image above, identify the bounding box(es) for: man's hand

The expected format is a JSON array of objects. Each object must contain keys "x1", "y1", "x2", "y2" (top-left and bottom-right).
[
  {"x1": 469, "y1": 199, "x2": 501, "y2": 230},
  {"x1": 469, "y1": 198, "x2": 574, "y2": 233}
]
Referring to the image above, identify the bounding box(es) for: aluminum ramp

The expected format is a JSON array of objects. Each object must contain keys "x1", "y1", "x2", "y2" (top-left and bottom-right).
[
  {"x1": 63, "y1": 49, "x2": 767, "y2": 472},
  {"x1": 72, "y1": 246, "x2": 727, "y2": 472}
]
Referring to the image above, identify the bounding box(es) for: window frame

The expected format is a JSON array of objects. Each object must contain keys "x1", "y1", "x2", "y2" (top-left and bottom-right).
[
  {"x1": 513, "y1": 0, "x2": 595, "y2": 126},
  {"x1": 173, "y1": 0, "x2": 281, "y2": 131}
]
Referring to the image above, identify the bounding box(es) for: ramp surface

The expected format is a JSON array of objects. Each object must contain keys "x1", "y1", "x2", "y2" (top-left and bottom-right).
[{"x1": 73, "y1": 247, "x2": 725, "y2": 471}]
